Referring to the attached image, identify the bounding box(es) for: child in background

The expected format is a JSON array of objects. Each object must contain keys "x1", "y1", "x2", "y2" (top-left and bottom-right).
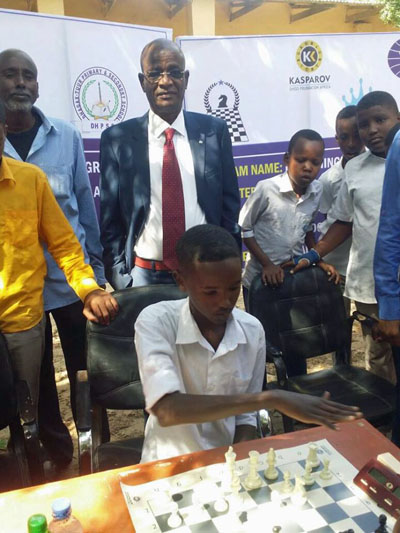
[
  {"x1": 239, "y1": 129, "x2": 338, "y2": 305},
  {"x1": 290, "y1": 91, "x2": 400, "y2": 384},
  {"x1": 318, "y1": 105, "x2": 365, "y2": 315}
]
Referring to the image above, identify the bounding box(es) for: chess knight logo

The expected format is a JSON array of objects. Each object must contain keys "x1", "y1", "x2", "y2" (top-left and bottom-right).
[
  {"x1": 204, "y1": 80, "x2": 248, "y2": 143},
  {"x1": 296, "y1": 40, "x2": 322, "y2": 73},
  {"x1": 73, "y1": 67, "x2": 128, "y2": 124}
]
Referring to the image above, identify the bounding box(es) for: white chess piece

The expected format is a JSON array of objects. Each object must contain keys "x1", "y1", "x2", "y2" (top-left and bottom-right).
[
  {"x1": 223, "y1": 446, "x2": 240, "y2": 491},
  {"x1": 214, "y1": 496, "x2": 229, "y2": 513},
  {"x1": 282, "y1": 470, "x2": 293, "y2": 493},
  {"x1": 264, "y1": 447, "x2": 279, "y2": 481},
  {"x1": 167, "y1": 501, "x2": 183, "y2": 529},
  {"x1": 302, "y1": 460, "x2": 315, "y2": 486},
  {"x1": 243, "y1": 450, "x2": 263, "y2": 490},
  {"x1": 291, "y1": 475, "x2": 307, "y2": 507},
  {"x1": 319, "y1": 458, "x2": 332, "y2": 480},
  {"x1": 307, "y1": 443, "x2": 320, "y2": 468}
]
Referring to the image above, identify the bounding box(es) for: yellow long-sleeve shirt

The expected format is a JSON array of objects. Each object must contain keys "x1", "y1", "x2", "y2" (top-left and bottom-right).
[{"x1": 0, "y1": 156, "x2": 101, "y2": 333}]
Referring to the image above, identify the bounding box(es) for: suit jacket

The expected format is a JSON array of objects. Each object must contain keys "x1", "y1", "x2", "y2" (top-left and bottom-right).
[{"x1": 100, "y1": 110, "x2": 241, "y2": 289}]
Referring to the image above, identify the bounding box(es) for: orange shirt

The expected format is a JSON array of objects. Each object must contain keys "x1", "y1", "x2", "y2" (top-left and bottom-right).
[{"x1": 0, "y1": 156, "x2": 100, "y2": 333}]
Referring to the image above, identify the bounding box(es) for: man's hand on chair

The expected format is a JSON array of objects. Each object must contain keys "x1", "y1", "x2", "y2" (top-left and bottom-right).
[{"x1": 83, "y1": 290, "x2": 119, "y2": 325}]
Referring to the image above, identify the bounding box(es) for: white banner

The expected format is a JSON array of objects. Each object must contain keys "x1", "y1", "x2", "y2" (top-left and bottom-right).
[{"x1": 178, "y1": 32, "x2": 400, "y2": 145}]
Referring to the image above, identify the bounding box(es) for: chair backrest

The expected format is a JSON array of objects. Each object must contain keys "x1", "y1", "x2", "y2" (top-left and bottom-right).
[
  {"x1": 248, "y1": 267, "x2": 351, "y2": 370},
  {"x1": 86, "y1": 284, "x2": 186, "y2": 409},
  {"x1": 0, "y1": 332, "x2": 17, "y2": 429}
]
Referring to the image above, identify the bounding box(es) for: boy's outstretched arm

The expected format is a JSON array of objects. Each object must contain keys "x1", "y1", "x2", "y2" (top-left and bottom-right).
[
  {"x1": 244, "y1": 236, "x2": 284, "y2": 286},
  {"x1": 151, "y1": 389, "x2": 362, "y2": 430}
]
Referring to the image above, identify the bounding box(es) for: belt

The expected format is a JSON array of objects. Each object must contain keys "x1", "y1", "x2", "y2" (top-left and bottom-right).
[{"x1": 135, "y1": 256, "x2": 171, "y2": 271}]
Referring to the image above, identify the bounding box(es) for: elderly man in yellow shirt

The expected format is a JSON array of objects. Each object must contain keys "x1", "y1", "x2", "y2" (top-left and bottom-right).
[{"x1": 0, "y1": 100, "x2": 118, "y2": 417}]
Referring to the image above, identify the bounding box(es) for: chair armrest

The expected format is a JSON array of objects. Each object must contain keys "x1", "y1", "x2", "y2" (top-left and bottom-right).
[
  {"x1": 76, "y1": 370, "x2": 92, "y2": 431},
  {"x1": 15, "y1": 381, "x2": 44, "y2": 485},
  {"x1": 76, "y1": 370, "x2": 93, "y2": 475},
  {"x1": 265, "y1": 340, "x2": 288, "y2": 387}
]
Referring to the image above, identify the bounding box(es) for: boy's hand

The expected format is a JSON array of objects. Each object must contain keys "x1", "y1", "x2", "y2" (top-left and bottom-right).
[
  {"x1": 83, "y1": 289, "x2": 119, "y2": 325},
  {"x1": 373, "y1": 319, "x2": 400, "y2": 346},
  {"x1": 275, "y1": 390, "x2": 362, "y2": 430},
  {"x1": 281, "y1": 249, "x2": 320, "y2": 274},
  {"x1": 317, "y1": 261, "x2": 340, "y2": 284},
  {"x1": 262, "y1": 264, "x2": 284, "y2": 287}
]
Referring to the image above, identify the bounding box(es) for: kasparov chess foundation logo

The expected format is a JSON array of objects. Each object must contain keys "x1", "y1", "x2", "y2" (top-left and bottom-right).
[
  {"x1": 204, "y1": 80, "x2": 248, "y2": 143},
  {"x1": 296, "y1": 41, "x2": 323, "y2": 73}
]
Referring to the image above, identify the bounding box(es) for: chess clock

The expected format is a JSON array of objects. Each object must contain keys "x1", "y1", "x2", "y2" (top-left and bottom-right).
[{"x1": 354, "y1": 453, "x2": 400, "y2": 518}]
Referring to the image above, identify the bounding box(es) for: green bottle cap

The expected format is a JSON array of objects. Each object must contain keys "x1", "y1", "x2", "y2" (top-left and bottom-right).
[{"x1": 27, "y1": 514, "x2": 48, "y2": 533}]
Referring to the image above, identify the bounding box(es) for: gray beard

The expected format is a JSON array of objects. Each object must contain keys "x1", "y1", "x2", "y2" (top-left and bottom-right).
[{"x1": 5, "y1": 99, "x2": 34, "y2": 112}]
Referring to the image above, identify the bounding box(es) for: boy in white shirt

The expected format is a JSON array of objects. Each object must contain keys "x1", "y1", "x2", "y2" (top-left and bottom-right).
[
  {"x1": 290, "y1": 91, "x2": 400, "y2": 384},
  {"x1": 239, "y1": 129, "x2": 338, "y2": 302},
  {"x1": 135, "y1": 224, "x2": 361, "y2": 463},
  {"x1": 318, "y1": 105, "x2": 365, "y2": 314}
]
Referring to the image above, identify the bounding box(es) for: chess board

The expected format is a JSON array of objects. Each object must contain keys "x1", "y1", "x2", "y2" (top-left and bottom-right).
[
  {"x1": 207, "y1": 108, "x2": 249, "y2": 143},
  {"x1": 120, "y1": 439, "x2": 395, "y2": 533}
]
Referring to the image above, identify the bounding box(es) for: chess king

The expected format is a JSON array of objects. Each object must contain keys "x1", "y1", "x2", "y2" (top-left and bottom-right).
[{"x1": 99, "y1": 38, "x2": 242, "y2": 290}]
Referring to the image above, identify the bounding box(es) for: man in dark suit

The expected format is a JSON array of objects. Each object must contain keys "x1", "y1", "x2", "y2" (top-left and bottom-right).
[{"x1": 100, "y1": 38, "x2": 240, "y2": 289}]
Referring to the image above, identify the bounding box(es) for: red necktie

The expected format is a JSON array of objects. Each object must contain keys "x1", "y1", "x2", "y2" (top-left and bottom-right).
[{"x1": 162, "y1": 127, "x2": 185, "y2": 270}]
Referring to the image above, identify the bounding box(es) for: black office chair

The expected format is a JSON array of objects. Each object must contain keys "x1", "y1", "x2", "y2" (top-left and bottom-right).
[
  {"x1": 76, "y1": 284, "x2": 186, "y2": 474},
  {"x1": 248, "y1": 266, "x2": 396, "y2": 433},
  {"x1": 0, "y1": 333, "x2": 44, "y2": 489}
]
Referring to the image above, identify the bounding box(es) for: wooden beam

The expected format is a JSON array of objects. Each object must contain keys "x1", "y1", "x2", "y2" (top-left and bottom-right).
[
  {"x1": 345, "y1": 6, "x2": 377, "y2": 23},
  {"x1": 26, "y1": 0, "x2": 37, "y2": 11},
  {"x1": 100, "y1": 0, "x2": 117, "y2": 16},
  {"x1": 229, "y1": 0, "x2": 263, "y2": 21},
  {"x1": 289, "y1": 3, "x2": 333, "y2": 22},
  {"x1": 164, "y1": 0, "x2": 190, "y2": 19}
]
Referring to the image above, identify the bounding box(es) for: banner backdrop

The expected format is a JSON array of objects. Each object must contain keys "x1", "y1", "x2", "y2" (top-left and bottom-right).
[
  {"x1": 177, "y1": 32, "x2": 400, "y2": 237},
  {"x1": 0, "y1": 8, "x2": 172, "y2": 209}
]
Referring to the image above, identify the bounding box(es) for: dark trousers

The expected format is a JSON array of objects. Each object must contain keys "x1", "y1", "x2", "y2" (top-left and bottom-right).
[
  {"x1": 392, "y1": 346, "x2": 400, "y2": 446},
  {"x1": 38, "y1": 300, "x2": 86, "y2": 466}
]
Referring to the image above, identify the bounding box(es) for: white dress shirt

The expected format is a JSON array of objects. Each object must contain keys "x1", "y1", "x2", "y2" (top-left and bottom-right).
[
  {"x1": 331, "y1": 151, "x2": 385, "y2": 303},
  {"x1": 135, "y1": 298, "x2": 266, "y2": 463},
  {"x1": 239, "y1": 172, "x2": 322, "y2": 289},
  {"x1": 318, "y1": 160, "x2": 352, "y2": 277},
  {"x1": 134, "y1": 110, "x2": 206, "y2": 260}
]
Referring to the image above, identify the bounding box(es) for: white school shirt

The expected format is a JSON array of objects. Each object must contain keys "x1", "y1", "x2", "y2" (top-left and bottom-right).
[
  {"x1": 239, "y1": 172, "x2": 322, "y2": 289},
  {"x1": 134, "y1": 109, "x2": 206, "y2": 260},
  {"x1": 318, "y1": 160, "x2": 352, "y2": 277},
  {"x1": 331, "y1": 151, "x2": 385, "y2": 303},
  {"x1": 135, "y1": 298, "x2": 266, "y2": 463}
]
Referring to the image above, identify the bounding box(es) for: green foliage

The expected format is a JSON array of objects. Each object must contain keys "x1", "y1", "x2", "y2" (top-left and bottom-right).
[{"x1": 379, "y1": 0, "x2": 400, "y2": 27}]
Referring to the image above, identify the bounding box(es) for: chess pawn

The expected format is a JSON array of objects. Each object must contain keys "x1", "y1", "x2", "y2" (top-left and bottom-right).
[
  {"x1": 302, "y1": 460, "x2": 315, "y2": 486},
  {"x1": 167, "y1": 501, "x2": 183, "y2": 529},
  {"x1": 307, "y1": 443, "x2": 320, "y2": 468},
  {"x1": 291, "y1": 475, "x2": 307, "y2": 507},
  {"x1": 264, "y1": 448, "x2": 279, "y2": 481},
  {"x1": 319, "y1": 458, "x2": 332, "y2": 480},
  {"x1": 243, "y1": 450, "x2": 263, "y2": 490},
  {"x1": 282, "y1": 470, "x2": 293, "y2": 493}
]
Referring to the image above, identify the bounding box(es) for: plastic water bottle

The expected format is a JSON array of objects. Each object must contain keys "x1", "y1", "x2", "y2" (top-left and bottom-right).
[
  {"x1": 28, "y1": 514, "x2": 48, "y2": 533},
  {"x1": 48, "y1": 498, "x2": 83, "y2": 533}
]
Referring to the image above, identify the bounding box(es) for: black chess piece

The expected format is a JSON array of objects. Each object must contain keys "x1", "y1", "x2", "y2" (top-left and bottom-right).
[{"x1": 375, "y1": 514, "x2": 388, "y2": 533}]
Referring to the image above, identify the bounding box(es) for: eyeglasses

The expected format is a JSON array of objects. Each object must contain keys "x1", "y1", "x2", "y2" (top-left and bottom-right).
[{"x1": 143, "y1": 69, "x2": 186, "y2": 84}]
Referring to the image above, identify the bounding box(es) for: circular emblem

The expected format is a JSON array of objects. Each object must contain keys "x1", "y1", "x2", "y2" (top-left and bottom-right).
[
  {"x1": 204, "y1": 80, "x2": 239, "y2": 112},
  {"x1": 73, "y1": 67, "x2": 128, "y2": 122},
  {"x1": 388, "y1": 39, "x2": 400, "y2": 78},
  {"x1": 296, "y1": 41, "x2": 322, "y2": 72}
]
